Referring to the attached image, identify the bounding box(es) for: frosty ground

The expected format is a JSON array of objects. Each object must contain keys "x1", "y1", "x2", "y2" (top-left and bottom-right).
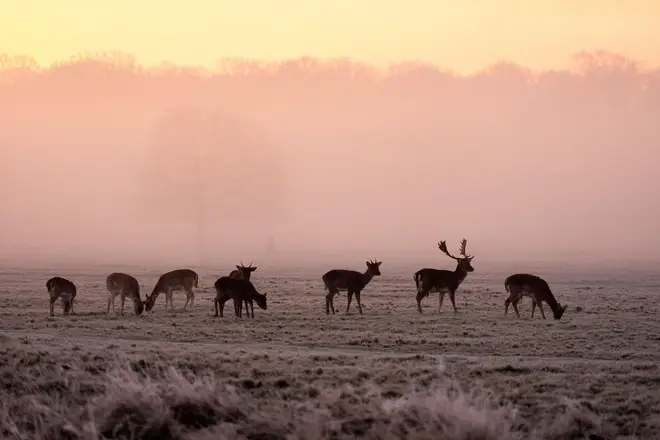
[{"x1": 0, "y1": 264, "x2": 658, "y2": 439}]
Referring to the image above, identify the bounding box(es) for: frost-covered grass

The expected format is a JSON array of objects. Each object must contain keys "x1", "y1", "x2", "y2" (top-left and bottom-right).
[
  {"x1": 0, "y1": 265, "x2": 658, "y2": 438},
  {"x1": 0, "y1": 343, "x2": 609, "y2": 440}
]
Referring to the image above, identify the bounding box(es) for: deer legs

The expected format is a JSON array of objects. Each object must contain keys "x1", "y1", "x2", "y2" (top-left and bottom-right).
[
  {"x1": 355, "y1": 292, "x2": 363, "y2": 314},
  {"x1": 531, "y1": 299, "x2": 546, "y2": 319},
  {"x1": 326, "y1": 291, "x2": 337, "y2": 315},
  {"x1": 345, "y1": 291, "x2": 363, "y2": 315},
  {"x1": 325, "y1": 290, "x2": 364, "y2": 315},
  {"x1": 505, "y1": 295, "x2": 547, "y2": 319},
  {"x1": 164, "y1": 289, "x2": 173, "y2": 311},
  {"x1": 448, "y1": 291, "x2": 458, "y2": 313},
  {"x1": 511, "y1": 299, "x2": 521, "y2": 317},
  {"x1": 49, "y1": 295, "x2": 57, "y2": 317},
  {"x1": 182, "y1": 287, "x2": 195, "y2": 311}
]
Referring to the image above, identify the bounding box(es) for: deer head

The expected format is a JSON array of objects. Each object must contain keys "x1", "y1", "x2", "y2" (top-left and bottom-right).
[
  {"x1": 365, "y1": 259, "x2": 382, "y2": 276},
  {"x1": 237, "y1": 261, "x2": 258, "y2": 274},
  {"x1": 438, "y1": 238, "x2": 474, "y2": 272},
  {"x1": 554, "y1": 303, "x2": 568, "y2": 320},
  {"x1": 255, "y1": 292, "x2": 268, "y2": 310},
  {"x1": 62, "y1": 298, "x2": 73, "y2": 315},
  {"x1": 134, "y1": 299, "x2": 145, "y2": 316},
  {"x1": 144, "y1": 293, "x2": 157, "y2": 311}
]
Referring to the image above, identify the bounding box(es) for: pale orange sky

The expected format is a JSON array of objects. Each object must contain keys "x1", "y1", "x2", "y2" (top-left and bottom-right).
[{"x1": 2, "y1": 0, "x2": 660, "y2": 73}]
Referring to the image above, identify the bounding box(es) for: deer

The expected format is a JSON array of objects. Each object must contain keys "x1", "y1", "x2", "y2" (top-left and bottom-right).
[
  {"x1": 144, "y1": 269, "x2": 198, "y2": 312},
  {"x1": 106, "y1": 272, "x2": 144, "y2": 316},
  {"x1": 322, "y1": 259, "x2": 382, "y2": 315},
  {"x1": 504, "y1": 273, "x2": 568, "y2": 320},
  {"x1": 414, "y1": 239, "x2": 474, "y2": 314},
  {"x1": 228, "y1": 261, "x2": 257, "y2": 281},
  {"x1": 46, "y1": 277, "x2": 77, "y2": 317},
  {"x1": 217, "y1": 262, "x2": 259, "y2": 316},
  {"x1": 213, "y1": 276, "x2": 267, "y2": 318}
]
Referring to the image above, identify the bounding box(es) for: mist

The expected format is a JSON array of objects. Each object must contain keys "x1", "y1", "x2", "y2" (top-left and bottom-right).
[{"x1": 1, "y1": 51, "x2": 659, "y2": 269}]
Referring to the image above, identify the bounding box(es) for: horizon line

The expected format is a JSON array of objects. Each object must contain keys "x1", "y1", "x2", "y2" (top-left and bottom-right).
[{"x1": 2, "y1": 48, "x2": 658, "y2": 75}]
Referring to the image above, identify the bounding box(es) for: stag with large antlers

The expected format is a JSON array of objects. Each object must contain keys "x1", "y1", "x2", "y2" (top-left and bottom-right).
[
  {"x1": 322, "y1": 259, "x2": 382, "y2": 315},
  {"x1": 414, "y1": 239, "x2": 474, "y2": 314}
]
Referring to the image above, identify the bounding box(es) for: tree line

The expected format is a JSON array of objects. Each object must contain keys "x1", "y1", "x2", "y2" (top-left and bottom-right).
[{"x1": 0, "y1": 50, "x2": 658, "y2": 261}]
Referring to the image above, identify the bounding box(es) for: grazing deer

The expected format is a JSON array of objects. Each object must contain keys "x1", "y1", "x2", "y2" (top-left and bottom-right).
[
  {"x1": 213, "y1": 276, "x2": 267, "y2": 318},
  {"x1": 414, "y1": 239, "x2": 474, "y2": 314},
  {"x1": 106, "y1": 272, "x2": 144, "y2": 316},
  {"x1": 322, "y1": 259, "x2": 382, "y2": 315},
  {"x1": 228, "y1": 261, "x2": 257, "y2": 281},
  {"x1": 504, "y1": 273, "x2": 568, "y2": 320},
  {"x1": 144, "y1": 269, "x2": 198, "y2": 312},
  {"x1": 217, "y1": 262, "x2": 259, "y2": 316},
  {"x1": 46, "y1": 277, "x2": 77, "y2": 317}
]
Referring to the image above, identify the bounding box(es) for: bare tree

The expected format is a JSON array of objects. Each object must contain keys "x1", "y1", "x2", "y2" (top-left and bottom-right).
[{"x1": 141, "y1": 106, "x2": 287, "y2": 263}]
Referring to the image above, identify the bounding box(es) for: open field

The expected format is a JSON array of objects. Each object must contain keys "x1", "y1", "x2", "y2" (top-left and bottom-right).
[{"x1": 1, "y1": 264, "x2": 659, "y2": 439}]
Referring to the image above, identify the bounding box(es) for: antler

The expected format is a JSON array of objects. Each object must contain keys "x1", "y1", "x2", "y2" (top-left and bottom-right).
[
  {"x1": 459, "y1": 238, "x2": 473, "y2": 259},
  {"x1": 438, "y1": 241, "x2": 460, "y2": 260}
]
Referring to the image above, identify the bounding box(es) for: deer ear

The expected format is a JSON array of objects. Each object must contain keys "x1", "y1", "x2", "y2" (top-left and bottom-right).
[
  {"x1": 263, "y1": 292, "x2": 267, "y2": 297},
  {"x1": 236, "y1": 265, "x2": 241, "y2": 270},
  {"x1": 377, "y1": 261, "x2": 382, "y2": 266},
  {"x1": 252, "y1": 267, "x2": 258, "y2": 271},
  {"x1": 365, "y1": 261, "x2": 370, "y2": 266}
]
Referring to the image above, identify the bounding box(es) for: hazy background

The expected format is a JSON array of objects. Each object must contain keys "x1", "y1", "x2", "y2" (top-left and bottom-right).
[{"x1": 1, "y1": 1, "x2": 660, "y2": 270}]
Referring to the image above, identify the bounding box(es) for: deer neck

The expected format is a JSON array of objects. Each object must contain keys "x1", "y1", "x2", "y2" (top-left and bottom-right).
[
  {"x1": 453, "y1": 264, "x2": 469, "y2": 286},
  {"x1": 360, "y1": 270, "x2": 375, "y2": 288},
  {"x1": 543, "y1": 289, "x2": 562, "y2": 315},
  {"x1": 149, "y1": 283, "x2": 162, "y2": 298}
]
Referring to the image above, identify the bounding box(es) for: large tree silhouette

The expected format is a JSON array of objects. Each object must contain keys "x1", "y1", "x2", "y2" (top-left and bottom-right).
[{"x1": 141, "y1": 105, "x2": 287, "y2": 263}]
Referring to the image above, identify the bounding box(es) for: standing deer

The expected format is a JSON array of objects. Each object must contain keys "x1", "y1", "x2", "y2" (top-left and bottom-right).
[
  {"x1": 106, "y1": 272, "x2": 144, "y2": 316},
  {"x1": 213, "y1": 276, "x2": 267, "y2": 318},
  {"x1": 228, "y1": 261, "x2": 257, "y2": 280},
  {"x1": 144, "y1": 269, "x2": 198, "y2": 312},
  {"x1": 504, "y1": 273, "x2": 568, "y2": 320},
  {"x1": 217, "y1": 262, "x2": 259, "y2": 315},
  {"x1": 322, "y1": 259, "x2": 382, "y2": 315},
  {"x1": 414, "y1": 239, "x2": 474, "y2": 314},
  {"x1": 46, "y1": 277, "x2": 77, "y2": 317}
]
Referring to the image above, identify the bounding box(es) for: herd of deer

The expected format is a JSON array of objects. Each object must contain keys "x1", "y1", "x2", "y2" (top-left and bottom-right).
[{"x1": 45, "y1": 239, "x2": 568, "y2": 320}]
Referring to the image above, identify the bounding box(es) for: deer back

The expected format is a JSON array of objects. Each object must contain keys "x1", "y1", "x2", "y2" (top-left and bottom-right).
[
  {"x1": 323, "y1": 269, "x2": 365, "y2": 291},
  {"x1": 415, "y1": 268, "x2": 463, "y2": 292},
  {"x1": 106, "y1": 273, "x2": 140, "y2": 298},
  {"x1": 214, "y1": 276, "x2": 266, "y2": 307},
  {"x1": 153, "y1": 269, "x2": 198, "y2": 293},
  {"x1": 505, "y1": 273, "x2": 551, "y2": 295},
  {"x1": 228, "y1": 269, "x2": 244, "y2": 279},
  {"x1": 46, "y1": 277, "x2": 77, "y2": 296}
]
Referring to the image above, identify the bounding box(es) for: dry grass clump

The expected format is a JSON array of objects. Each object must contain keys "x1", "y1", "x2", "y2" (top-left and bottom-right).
[{"x1": 0, "y1": 354, "x2": 607, "y2": 440}]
